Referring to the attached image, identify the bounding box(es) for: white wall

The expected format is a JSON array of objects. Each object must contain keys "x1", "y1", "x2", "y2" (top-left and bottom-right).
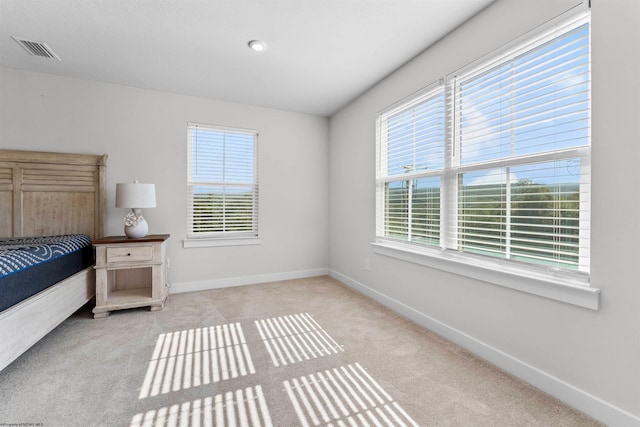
[
  {"x1": 0, "y1": 68, "x2": 330, "y2": 289},
  {"x1": 329, "y1": 0, "x2": 640, "y2": 425}
]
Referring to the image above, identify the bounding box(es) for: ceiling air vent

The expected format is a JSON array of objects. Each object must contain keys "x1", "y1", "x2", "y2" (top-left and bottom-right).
[{"x1": 11, "y1": 36, "x2": 61, "y2": 61}]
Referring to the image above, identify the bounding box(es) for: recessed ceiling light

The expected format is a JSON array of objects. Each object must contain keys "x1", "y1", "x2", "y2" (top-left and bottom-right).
[{"x1": 248, "y1": 40, "x2": 267, "y2": 52}]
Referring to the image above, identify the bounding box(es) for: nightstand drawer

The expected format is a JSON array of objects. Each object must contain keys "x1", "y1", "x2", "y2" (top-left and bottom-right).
[{"x1": 106, "y1": 245, "x2": 153, "y2": 263}]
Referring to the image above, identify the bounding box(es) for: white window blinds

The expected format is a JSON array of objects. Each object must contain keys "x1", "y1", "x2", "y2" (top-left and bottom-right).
[
  {"x1": 452, "y1": 14, "x2": 590, "y2": 272},
  {"x1": 376, "y1": 11, "x2": 590, "y2": 275},
  {"x1": 187, "y1": 122, "x2": 258, "y2": 239},
  {"x1": 376, "y1": 85, "x2": 446, "y2": 246}
]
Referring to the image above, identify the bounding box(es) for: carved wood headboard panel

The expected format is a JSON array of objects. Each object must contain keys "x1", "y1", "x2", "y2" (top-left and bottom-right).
[{"x1": 0, "y1": 150, "x2": 107, "y2": 239}]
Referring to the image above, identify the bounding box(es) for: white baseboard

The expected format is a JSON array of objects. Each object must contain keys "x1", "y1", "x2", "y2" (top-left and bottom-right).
[
  {"x1": 329, "y1": 269, "x2": 640, "y2": 427},
  {"x1": 169, "y1": 268, "x2": 329, "y2": 294}
]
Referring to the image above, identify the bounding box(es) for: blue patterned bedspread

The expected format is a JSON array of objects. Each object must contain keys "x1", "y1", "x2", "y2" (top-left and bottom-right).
[{"x1": 0, "y1": 234, "x2": 92, "y2": 278}]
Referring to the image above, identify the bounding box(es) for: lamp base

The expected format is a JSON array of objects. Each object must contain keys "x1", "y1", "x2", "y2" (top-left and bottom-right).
[{"x1": 124, "y1": 210, "x2": 149, "y2": 238}]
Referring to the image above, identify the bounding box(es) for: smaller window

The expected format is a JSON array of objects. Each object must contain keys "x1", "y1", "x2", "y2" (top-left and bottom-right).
[
  {"x1": 376, "y1": 85, "x2": 446, "y2": 247},
  {"x1": 187, "y1": 122, "x2": 258, "y2": 240}
]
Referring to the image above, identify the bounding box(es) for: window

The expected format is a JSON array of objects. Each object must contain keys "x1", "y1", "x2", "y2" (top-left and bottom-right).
[
  {"x1": 376, "y1": 11, "x2": 593, "y2": 304},
  {"x1": 377, "y1": 85, "x2": 446, "y2": 247},
  {"x1": 187, "y1": 122, "x2": 258, "y2": 241}
]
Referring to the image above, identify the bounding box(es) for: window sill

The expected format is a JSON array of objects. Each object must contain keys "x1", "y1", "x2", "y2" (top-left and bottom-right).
[
  {"x1": 371, "y1": 241, "x2": 600, "y2": 310},
  {"x1": 183, "y1": 236, "x2": 261, "y2": 248}
]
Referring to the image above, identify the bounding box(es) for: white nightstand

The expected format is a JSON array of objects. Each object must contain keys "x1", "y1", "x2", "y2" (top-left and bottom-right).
[{"x1": 92, "y1": 234, "x2": 170, "y2": 319}]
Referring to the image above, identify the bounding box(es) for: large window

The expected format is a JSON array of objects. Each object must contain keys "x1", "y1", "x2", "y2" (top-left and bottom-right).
[
  {"x1": 376, "y1": 13, "x2": 590, "y2": 281},
  {"x1": 187, "y1": 122, "x2": 258, "y2": 240}
]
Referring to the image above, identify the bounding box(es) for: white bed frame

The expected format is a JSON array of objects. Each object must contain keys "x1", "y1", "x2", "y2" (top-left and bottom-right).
[{"x1": 0, "y1": 149, "x2": 107, "y2": 372}]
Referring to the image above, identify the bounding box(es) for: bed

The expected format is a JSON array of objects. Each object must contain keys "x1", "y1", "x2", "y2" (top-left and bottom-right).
[{"x1": 0, "y1": 149, "x2": 107, "y2": 372}]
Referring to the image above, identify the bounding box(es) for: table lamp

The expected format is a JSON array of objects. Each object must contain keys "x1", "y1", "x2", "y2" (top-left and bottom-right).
[{"x1": 115, "y1": 181, "x2": 156, "y2": 238}]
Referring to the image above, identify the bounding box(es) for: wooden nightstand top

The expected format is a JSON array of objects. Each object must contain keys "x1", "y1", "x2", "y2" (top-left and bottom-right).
[{"x1": 93, "y1": 234, "x2": 170, "y2": 245}]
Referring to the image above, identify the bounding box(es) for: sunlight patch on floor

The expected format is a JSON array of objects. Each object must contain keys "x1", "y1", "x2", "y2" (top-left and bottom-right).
[
  {"x1": 131, "y1": 385, "x2": 273, "y2": 427},
  {"x1": 284, "y1": 363, "x2": 419, "y2": 427},
  {"x1": 139, "y1": 323, "x2": 256, "y2": 399},
  {"x1": 255, "y1": 313, "x2": 344, "y2": 367}
]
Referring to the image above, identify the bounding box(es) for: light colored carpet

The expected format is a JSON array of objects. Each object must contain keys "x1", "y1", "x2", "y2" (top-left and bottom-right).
[{"x1": 0, "y1": 276, "x2": 603, "y2": 426}]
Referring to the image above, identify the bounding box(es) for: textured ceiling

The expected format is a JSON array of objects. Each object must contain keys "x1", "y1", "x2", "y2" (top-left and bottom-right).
[{"x1": 0, "y1": 0, "x2": 494, "y2": 116}]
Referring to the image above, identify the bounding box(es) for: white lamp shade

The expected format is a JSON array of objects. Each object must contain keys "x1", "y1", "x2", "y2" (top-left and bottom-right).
[{"x1": 115, "y1": 182, "x2": 156, "y2": 208}]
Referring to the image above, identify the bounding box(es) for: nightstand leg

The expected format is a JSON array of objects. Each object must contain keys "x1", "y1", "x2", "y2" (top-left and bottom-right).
[{"x1": 93, "y1": 310, "x2": 109, "y2": 319}]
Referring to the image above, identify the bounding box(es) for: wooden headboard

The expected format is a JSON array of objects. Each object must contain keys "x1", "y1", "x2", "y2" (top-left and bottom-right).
[{"x1": 0, "y1": 150, "x2": 107, "y2": 239}]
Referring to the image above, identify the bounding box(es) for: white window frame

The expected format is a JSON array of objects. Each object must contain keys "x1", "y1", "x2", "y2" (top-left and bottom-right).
[
  {"x1": 375, "y1": 82, "x2": 446, "y2": 247},
  {"x1": 374, "y1": 9, "x2": 599, "y2": 310},
  {"x1": 184, "y1": 122, "x2": 260, "y2": 248}
]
